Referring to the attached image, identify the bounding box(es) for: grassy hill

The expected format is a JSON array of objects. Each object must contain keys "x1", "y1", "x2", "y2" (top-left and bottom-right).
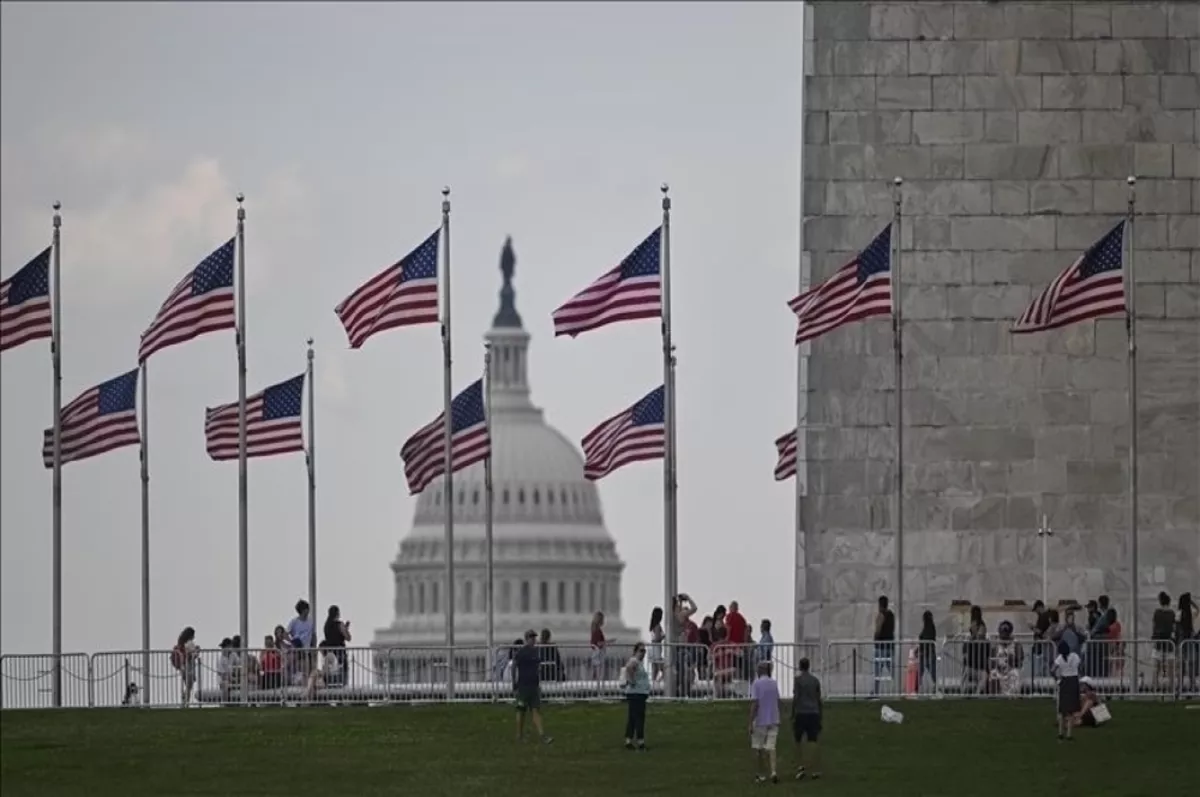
[{"x1": 1, "y1": 700, "x2": 1195, "y2": 796}]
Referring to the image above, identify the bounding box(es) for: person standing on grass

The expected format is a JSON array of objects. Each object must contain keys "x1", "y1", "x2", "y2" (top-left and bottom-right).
[
  {"x1": 748, "y1": 660, "x2": 781, "y2": 784},
  {"x1": 622, "y1": 642, "x2": 651, "y2": 750},
  {"x1": 1053, "y1": 639, "x2": 1082, "y2": 742},
  {"x1": 791, "y1": 657, "x2": 823, "y2": 781},
  {"x1": 513, "y1": 629, "x2": 552, "y2": 745}
]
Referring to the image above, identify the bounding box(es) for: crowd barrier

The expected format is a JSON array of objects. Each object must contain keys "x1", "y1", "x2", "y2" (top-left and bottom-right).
[{"x1": 1, "y1": 639, "x2": 1195, "y2": 710}]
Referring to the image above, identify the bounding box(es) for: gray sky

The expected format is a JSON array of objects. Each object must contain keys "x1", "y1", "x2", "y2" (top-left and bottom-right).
[{"x1": 1, "y1": 1, "x2": 804, "y2": 655}]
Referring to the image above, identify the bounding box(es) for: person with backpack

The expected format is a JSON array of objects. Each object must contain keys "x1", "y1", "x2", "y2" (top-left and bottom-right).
[{"x1": 171, "y1": 627, "x2": 198, "y2": 706}]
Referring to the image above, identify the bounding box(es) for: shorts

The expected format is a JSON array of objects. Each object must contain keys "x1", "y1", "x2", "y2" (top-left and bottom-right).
[
  {"x1": 750, "y1": 724, "x2": 778, "y2": 751},
  {"x1": 793, "y1": 713, "x2": 821, "y2": 743},
  {"x1": 515, "y1": 686, "x2": 541, "y2": 712}
]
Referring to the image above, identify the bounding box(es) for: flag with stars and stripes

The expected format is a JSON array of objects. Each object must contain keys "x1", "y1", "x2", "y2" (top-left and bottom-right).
[
  {"x1": 41, "y1": 369, "x2": 140, "y2": 467},
  {"x1": 552, "y1": 227, "x2": 662, "y2": 338},
  {"x1": 1012, "y1": 222, "x2": 1125, "y2": 334},
  {"x1": 204, "y1": 374, "x2": 306, "y2": 461},
  {"x1": 790, "y1": 225, "x2": 892, "y2": 344},
  {"x1": 581, "y1": 385, "x2": 665, "y2": 481},
  {"x1": 335, "y1": 229, "x2": 440, "y2": 349},
  {"x1": 774, "y1": 430, "x2": 797, "y2": 481},
  {"x1": 400, "y1": 379, "x2": 490, "y2": 495},
  {"x1": 1, "y1": 247, "x2": 53, "y2": 353},
  {"x1": 139, "y1": 239, "x2": 236, "y2": 361}
]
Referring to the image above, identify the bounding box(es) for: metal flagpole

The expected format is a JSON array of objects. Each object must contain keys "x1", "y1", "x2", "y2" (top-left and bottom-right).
[
  {"x1": 50, "y1": 201, "x2": 63, "y2": 708},
  {"x1": 891, "y1": 177, "x2": 905, "y2": 638},
  {"x1": 306, "y1": 338, "x2": 317, "y2": 616},
  {"x1": 139, "y1": 362, "x2": 151, "y2": 705},
  {"x1": 1126, "y1": 175, "x2": 1139, "y2": 645},
  {"x1": 1037, "y1": 515, "x2": 1052, "y2": 607},
  {"x1": 235, "y1": 193, "x2": 249, "y2": 700},
  {"x1": 440, "y1": 186, "x2": 456, "y2": 701},
  {"x1": 660, "y1": 183, "x2": 678, "y2": 698},
  {"x1": 484, "y1": 342, "x2": 495, "y2": 690}
]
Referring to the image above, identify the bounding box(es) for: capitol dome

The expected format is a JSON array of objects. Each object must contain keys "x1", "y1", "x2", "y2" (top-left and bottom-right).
[{"x1": 373, "y1": 239, "x2": 639, "y2": 665}]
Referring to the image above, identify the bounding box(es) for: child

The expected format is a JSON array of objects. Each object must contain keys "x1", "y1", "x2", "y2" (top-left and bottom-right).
[
  {"x1": 1052, "y1": 639, "x2": 1081, "y2": 741},
  {"x1": 748, "y1": 660, "x2": 781, "y2": 784}
]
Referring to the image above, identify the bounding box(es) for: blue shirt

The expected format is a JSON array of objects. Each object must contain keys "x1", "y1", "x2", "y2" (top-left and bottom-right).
[
  {"x1": 757, "y1": 631, "x2": 775, "y2": 662},
  {"x1": 288, "y1": 616, "x2": 315, "y2": 647},
  {"x1": 513, "y1": 645, "x2": 540, "y2": 689}
]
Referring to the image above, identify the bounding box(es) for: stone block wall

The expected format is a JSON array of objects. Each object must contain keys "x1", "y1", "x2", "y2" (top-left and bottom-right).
[{"x1": 799, "y1": 1, "x2": 1199, "y2": 643}]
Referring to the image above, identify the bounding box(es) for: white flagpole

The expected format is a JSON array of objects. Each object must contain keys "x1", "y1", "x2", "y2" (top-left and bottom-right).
[
  {"x1": 50, "y1": 201, "x2": 63, "y2": 708},
  {"x1": 306, "y1": 338, "x2": 317, "y2": 616},
  {"x1": 891, "y1": 176, "x2": 905, "y2": 638},
  {"x1": 139, "y1": 361, "x2": 151, "y2": 706},
  {"x1": 440, "y1": 186, "x2": 456, "y2": 701},
  {"x1": 235, "y1": 193, "x2": 249, "y2": 699},
  {"x1": 660, "y1": 183, "x2": 678, "y2": 698},
  {"x1": 484, "y1": 342, "x2": 495, "y2": 680},
  {"x1": 1126, "y1": 176, "x2": 1139, "y2": 645}
]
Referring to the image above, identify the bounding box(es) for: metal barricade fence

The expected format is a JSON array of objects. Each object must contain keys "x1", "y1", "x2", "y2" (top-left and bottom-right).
[
  {"x1": 1, "y1": 653, "x2": 92, "y2": 709},
  {"x1": 0, "y1": 639, "x2": 1192, "y2": 709}
]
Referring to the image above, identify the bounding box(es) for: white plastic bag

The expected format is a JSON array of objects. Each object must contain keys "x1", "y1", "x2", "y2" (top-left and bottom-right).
[{"x1": 880, "y1": 704, "x2": 905, "y2": 724}]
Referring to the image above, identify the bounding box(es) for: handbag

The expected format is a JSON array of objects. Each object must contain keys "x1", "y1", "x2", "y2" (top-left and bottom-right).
[{"x1": 1091, "y1": 703, "x2": 1112, "y2": 724}]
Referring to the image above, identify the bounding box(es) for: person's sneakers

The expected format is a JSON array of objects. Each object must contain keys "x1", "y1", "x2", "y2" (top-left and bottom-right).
[
  {"x1": 770, "y1": 773, "x2": 779, "y2": 784},
  {"x1": 542, "y1": 735, "x2": 554, "y2": 745},
  {"x1": 754, "y1": 775, "x2": 767, "y2": 784},
  {"x1": 636, "y1": 742, "x2": 647, "y2": 752},
  {"x1": 811, "y1": 772, "x2": 822, "y2": 780},
  {"x1": 795, "y1": 767, "x2": 807, "y2": 780},
  {"x1": 624, "y1": 740, "x2": 635, "y2": 750}
]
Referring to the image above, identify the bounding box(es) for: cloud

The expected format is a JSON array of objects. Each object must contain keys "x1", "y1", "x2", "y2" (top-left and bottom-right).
[
  {"x1": 493, "y1": 154, "x2": 532, "y2": 180},
  {"x1": 0, "y1": 124, "x2": 314, "y2": 304}
]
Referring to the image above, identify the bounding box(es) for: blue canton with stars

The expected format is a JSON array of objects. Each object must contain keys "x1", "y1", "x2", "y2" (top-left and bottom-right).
[
  {"x1": 631, "y1": 386, "x2": 665, "y2": 426},
  {"x1": 6, "y1": 247, "x2": 51, "y2": 306},
  {"x1": 398, "y1": 230, "x2": 440, "y2": 284},
  {"x1": 619, "y1": 227, "x2": 661, "y2": 279},
  {"x1": 449, "y1": 380, "x2": 486, "y2": 432},
  {"x1": 856, "y1": 225, "x2": 892, "y2": 283},
  {"x1": 1078, "y1": 222, "x2": 1124, "y2": 278},
  {"x1": 191, "y1": 239, "x2": 236, "y2": 295},
  {"x1": 260, "y1": 374, "x2": 305, "y2": 420},
  {"x1": 97, "y1": 370, "x2": 140, "y2": 414}
]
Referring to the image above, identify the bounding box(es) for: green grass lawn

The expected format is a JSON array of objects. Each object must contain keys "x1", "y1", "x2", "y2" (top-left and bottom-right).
[{"x1": 1, "y1": 701, "x2": 1195, "y2": 796}]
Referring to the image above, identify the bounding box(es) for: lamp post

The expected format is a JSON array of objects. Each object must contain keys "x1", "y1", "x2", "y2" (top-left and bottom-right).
[{"x1": 1037, "y1": 515, "x2": 1053, "y2": 606}]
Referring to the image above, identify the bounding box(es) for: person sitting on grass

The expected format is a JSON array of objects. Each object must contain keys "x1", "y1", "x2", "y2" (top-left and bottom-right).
[
  {"x1": 1074, "y1": 677, "x2": 1111, "y2": 728},
  {"x1": 513, "y1": 630, "x2": 552, "y2": 745},
  {"x1": 791, "y1": 657, "x2": 823, "y2": 782},
  {"x1": 748, "y1": 660, "x2": 781, "y2": 784}
]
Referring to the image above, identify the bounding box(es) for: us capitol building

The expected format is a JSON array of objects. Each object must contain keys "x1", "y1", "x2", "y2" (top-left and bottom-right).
[{"x1": 373, "y1": 239, "x2": 639, "y2": 683}]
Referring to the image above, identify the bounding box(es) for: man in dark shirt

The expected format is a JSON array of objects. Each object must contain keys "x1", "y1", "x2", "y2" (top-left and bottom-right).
[
  {"x1": 872, "y1": 595, "x2": 896, "y2": 695},
  {"x1": 513, "y1": 629, "x2": 552, "y2": 744},
  {"x1": 791, "y1": 658, "x2": 823, "y2": 781}
]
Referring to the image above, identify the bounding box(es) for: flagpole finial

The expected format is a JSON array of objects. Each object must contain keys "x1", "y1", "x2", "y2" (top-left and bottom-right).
[
  {"x1": 236, "y1": 193, "x2": 245, "y2": 222},
  {"x1": 52, "y1": 201, "x2": 62, "y2": 227},
  {"x1": 661, "y1": 182, "x2": 670, "y2": 212},
  {"x1": 893, "y1": 176, "x2": 903, "y2": 186},
  {"x1": 1127, "y1": 175, "x2": 1136, "y2": 186}
]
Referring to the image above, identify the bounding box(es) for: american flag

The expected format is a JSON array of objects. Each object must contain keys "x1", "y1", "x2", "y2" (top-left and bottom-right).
[
  {"x1": 205, "y1": 374, "x2": 306, "y2": 461},
  {"x1": 1, "y1": 247, "x2": 52, "y2": 353},
  {"x1": 335, "y1": 230, "x2": 440, "y2": 348},
  {"x1": 581, "y1": 385, "x2": 665, "y2": 481},
  {"x1": 400, "y1": 379, "x2": 490, "y2": 495},
  {"x1": 41, "y1": 369, "x2": 140, "y2": 468},
  {"x1": 552, "y1": 227, "x2": 662, "y2": 337},
  {"x1": 774, "y1": 430, "x2": 797, "y2": 481},
  {"x1": 1012, "y1": 222, "x2": 1125, "y2": 334},
  {"x1": 139, "y1": 239, "x2": 236, "y2": 362},
  {"x1": 790, "y1": 224, "x2": 892, "y2": 344}
]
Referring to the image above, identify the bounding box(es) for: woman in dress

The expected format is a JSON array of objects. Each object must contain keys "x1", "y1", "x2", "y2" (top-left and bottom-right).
[
  {"x1": 963, "y1": 605, "x2": 989, "y2": 694},
  {"x1": 989, "y1": 621, "x2": 1023, "y2": 697},
  {"x1": 590, "y1": 612, "x2": 608, "y2": 681},
  {"x1": 647, "y1": 607, "x2": 665, "y2": 682},
  {"x1": 917, "y1": 611, "x2": 938, "y2": 692},
  {"x1": 1052, "y1": 639, "x2": 1082, "y2": 741}
]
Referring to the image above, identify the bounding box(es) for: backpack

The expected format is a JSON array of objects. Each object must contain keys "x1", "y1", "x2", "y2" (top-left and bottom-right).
[{"x1": 170, "y1": 644, "x2": 185, "y2": 671}]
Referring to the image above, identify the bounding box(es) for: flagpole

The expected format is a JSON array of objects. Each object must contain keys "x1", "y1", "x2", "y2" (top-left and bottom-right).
[
  {"x1": 306, "y1": 338, "x2": 317, "y2": 617},
  {"x1": 891, "y1": 176, "x2": 905, "y2": 638},
  {"x1": 139, "y1": 361, "x2": 151, "y2": 706},
  {"x1": 440, "y1": 186, "x2": 456, "y2": 701},
  {"x1": 660, "y1": 183, "x2": 678, "y2": 699},
  {"x1": 235, "y1": 193, "x2": 249, "y2": 699},
  {"x1": 1126, "y1": 175, "x2": 1139, "y2": 646},
  {"x1": 50, "y1": 201, "x2": 63, "y2": 708},
  {"x1": 484, "y1": 342, "x2": 495, "y2": 682}
]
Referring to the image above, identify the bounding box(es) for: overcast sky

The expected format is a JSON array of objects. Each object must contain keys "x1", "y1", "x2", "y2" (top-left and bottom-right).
[{"x1": 1, "y1": 1, "x2": 804, "y2": 655}]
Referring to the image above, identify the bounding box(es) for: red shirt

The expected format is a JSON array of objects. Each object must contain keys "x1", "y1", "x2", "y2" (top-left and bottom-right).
[
  {"x1": 590, "y1": 627, "x2": 606, "y2": 647},
  {"x1": 261, "y1": 649, "x2": 281, "y2": 673},
  {"x1": 713, "y1": 641, "x2": 737, "y2": 671},
  {"x1": 685, "y1": 620, "x2": 700, "y2": 644},
  {"x1": 725, "y1": 610, "x2": 749, "y2": 645}
]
